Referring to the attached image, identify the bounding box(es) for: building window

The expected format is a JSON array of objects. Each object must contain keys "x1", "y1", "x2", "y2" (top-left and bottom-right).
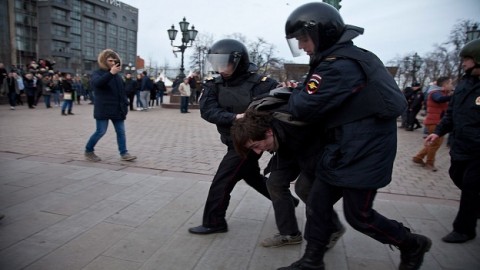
[
  {"x1": 84, "y1": 46, "x2": 94, "y2": 57},
  {"x1": 84, "y1": 32, "x2": 94, "y2": 44},
  {"x1": 127, "y1": 30, "x2": 136, "y2": 41},
  {"x1": 108, "y1": 36, "x2": 117, "y2": 48},
  {"x1": 71, "y1": 19, "x2": 81, "y2": 35},
  {"x1": 52, "y1": 41, "x2": 68, "y2": 52},
  {"x1": 131, "y1": 19, "x2": 135, "y2": 25},
  {"x1": 96, "y1": 35, "x2": 106, "y2": 48},
  {"x1": 96, "y1": 21, "x2": 106, "y2": 33},
  {"x1": 127, "y1": 41, "x2": 136, "y2": 53},
  {"x1": 84, "y1": 18, "x2": 94, "y2": 30},
  {"x1": 112, "y1": 12, "x2": 117, "y2": 19},
  {"x1": 118, "y1": 27, "x2": 127, "y2": 40},
  {"x1": 72, "y1": 1, "x2": 81, "y2": 20},
  {"x1": 118, "y1": 40, "x2": 126, "y2": 51},
  {"x1": 122, "y1": 16, "x2": 127, "y2": 22},
  {"x1": 84, "y1": 3, "x2": 94, "y2": 13},
  {"x1": 71, "y1": 34, "x2": 81, "y2": 49},
  {"x1": 52, "y1": 24, "x2": 68, "y2": 38},
  {"x1": 108, "y1": 24, "x2": 117, "y2": 36},
  {"x1": 97, "y1": 7, "x2": 106, "y2": 16},
  {"x1": 52, "y1": 8, "x2": 67, "y2": 21}
]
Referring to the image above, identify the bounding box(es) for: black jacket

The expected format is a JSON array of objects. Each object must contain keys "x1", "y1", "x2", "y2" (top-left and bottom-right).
[
  {"x1": 288, "y1": 41, "x2": 398, "y2": 189},
  {"x1": 435, "y1": 74, "x2": 480, "y2": 160},
  {"x1": 200, "y1": 72, "x2": 277, "y2": 145},
  {"x1": 90, "y1": 69, "x2": 128, "y2": 120}
]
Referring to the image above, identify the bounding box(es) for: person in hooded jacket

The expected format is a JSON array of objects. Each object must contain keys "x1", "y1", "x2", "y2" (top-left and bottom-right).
[
  {"x1": 279, "y1": 3, "x2": 431, "y2": 270},
  {"x1": 84, "y1": 49, "x2": 136, "y2": 162},
  {"x1": 188, "y1": 39, "x2": 278, "y2": 235}
]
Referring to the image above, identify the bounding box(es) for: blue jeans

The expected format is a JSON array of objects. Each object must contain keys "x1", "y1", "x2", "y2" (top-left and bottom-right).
[
  {"x1": 53, "y1": 90, "x2": 61, "y2": 105},
  {"x1": 85, "y1": 119, "x2": 127, "y2": 155},
  {"x1": 43, "y1": 95, "x2": 51, "y2": 108},
  {"x1": 61, "y1": 100, "x2": 73, "y2": 112}
]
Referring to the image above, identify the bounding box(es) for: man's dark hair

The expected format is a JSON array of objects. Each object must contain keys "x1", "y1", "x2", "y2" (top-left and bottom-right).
[
  {"x1": 142, "y1": 71, "x2": 147, "y2": 75},
  {"x1": 435, "y1": 76, "x2": 450, "y2": 87},
  {"x1": 231, "y1": 109, "x2": 273, "y2": 158}
]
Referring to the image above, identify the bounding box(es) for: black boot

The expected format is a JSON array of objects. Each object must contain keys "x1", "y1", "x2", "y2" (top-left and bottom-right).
[
  {"x1": 61, "y1": 110, "x2": 67, "y2": 116},
  {"x1": 68, "y1": 110, "x2": 74, "y2": 115},
  {"x1": 398, "y1": 233, "x2": 432, "y2": 270},
  {"x1": 277, "y1": 246, "x2": 326, "y2": 270}
]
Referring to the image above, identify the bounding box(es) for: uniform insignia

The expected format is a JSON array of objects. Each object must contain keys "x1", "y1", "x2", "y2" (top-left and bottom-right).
[
  {"x1": 306, "y1": 74, "x2": 322, "y2": 94},
  {"x1": 261, "y1": 76, "x2": 267, "y2": 81},
  {"x1": 476, "y1": 96, "x2": 480, "y2": 105}
]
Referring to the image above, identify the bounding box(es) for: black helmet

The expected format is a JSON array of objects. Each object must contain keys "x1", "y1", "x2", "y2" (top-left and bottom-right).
[
  {"x1": 206, "y1": 39, "x2": 250, "y2": 78},
  {"x1": 285, "y1": 2, "x2": 345, "y2": 56},
  {"x1": 460, "y1": 39, "x2": 480, "y2": 65}
]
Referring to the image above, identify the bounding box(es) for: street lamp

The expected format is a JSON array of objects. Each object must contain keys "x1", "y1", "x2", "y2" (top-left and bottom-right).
[
  {"x1": 124, "y1": 62, "x2": 136, "y2": 74},
  {"x1": 466, "y1": 23, "x2": 480, "y2": 42},
  {"x1": 404, "y1": 52, "x2": 423, "y2": 84},
  {"x1": 167, "y1": 17, "x2": 198, "y2": 79}
]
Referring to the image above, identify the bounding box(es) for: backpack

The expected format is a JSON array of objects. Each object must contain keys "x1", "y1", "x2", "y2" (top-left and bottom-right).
[{"x1": 248, "y1": 87, "x2": 308, "y2": 126}]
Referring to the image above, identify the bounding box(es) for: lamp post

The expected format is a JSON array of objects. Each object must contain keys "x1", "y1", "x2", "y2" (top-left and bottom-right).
[
  {"x1": 167, "y1": 17, "x2": 198, "y2": 79},
  {"x1": 404, "y1": 52, "x2": 423, "y2": 84},
  {"x1": 124, "y1": 62, "x2": 136, "y2": 74},
  {"x1": 466, "y1": 23, "x2": 480, "y2": 42}
]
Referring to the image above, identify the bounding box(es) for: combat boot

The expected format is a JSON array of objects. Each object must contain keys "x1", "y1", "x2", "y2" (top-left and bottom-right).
[
  {"x1": 398, "y1": 233, "x2": 432, "y2": 270},
  {"x1": 277, "y1": 246, "x2": 325, "y2": 270}
]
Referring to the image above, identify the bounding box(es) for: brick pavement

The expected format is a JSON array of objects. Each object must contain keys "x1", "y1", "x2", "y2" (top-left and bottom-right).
[{"x1": 0, "y1": 101, "x2": 478, "y2": 270}]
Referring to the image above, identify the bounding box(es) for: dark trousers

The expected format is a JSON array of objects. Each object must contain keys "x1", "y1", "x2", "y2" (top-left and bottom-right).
[
  {"x1": 202, "y1": 147, "x2": 270, "y2": 227},
  {"x1": 449, "y1": 159, "x2": 480, "y2": 236},
  {"x1": 180, "y1": 96, "x2": 189, "y2": 113},
  {"x1": 27, "y1": 95, "x2": 35, "y2": 108},
  {"x1": 127, "y1": 92, "x2": 135, "y2": 110},
  {"x1": 305, "y1": 180, "x2": 408, "y2": 248},
  {"x1": 406, "y1": 108, "x2": 421, "y2": 129}
]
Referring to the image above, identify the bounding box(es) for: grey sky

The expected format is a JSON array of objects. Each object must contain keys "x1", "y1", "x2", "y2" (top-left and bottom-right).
[{"x1": 121, "y1": 0, "x2": 479, "y2": 70}]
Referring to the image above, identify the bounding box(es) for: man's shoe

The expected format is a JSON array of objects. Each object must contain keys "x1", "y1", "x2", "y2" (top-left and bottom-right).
[
  {"x1": 261, "y1": 232, "x2": 302, "y2": 247},
  {"x1": 326, "y1": 223, "x2": 346, "y2": 249},
  {"x1": 277, "y1": 246, "x2": 326, "y2": 270},
  {"x1": 188, "y1": 225, "x2": 228, "y2": 235},
  {"x1": 442, "y1": 231, "x2": 475, "y2": 243},
  {"x1": 412, "y1": 157, "x2": 425, "y2": 166},
  {"x1": 85, "y1": 151, "x2": 101, "y2": 162},
  {"x1": 399, "y1": 233, "x2": 432, "y2": 270},
  {"x1": 121, "y1": 153, "x2": 137, "y2": 161},
  {"x1": 425, "y1": 164, "x2": 438, "y2": 172}
]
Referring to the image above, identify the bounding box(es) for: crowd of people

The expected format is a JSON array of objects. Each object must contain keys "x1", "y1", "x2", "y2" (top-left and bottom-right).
[{"x1": 1, "y1": 2, "x2": 478, "y2": 270}]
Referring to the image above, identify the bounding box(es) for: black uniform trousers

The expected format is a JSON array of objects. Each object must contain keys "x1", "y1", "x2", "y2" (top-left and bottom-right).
[
  {"x1": 305, "y1": 179, "x2": 408, "y2": 248},
  {"x1": 202, "y1": 146, "x2": 270, "y2": 228},
  {"x1": 449, "y1": 158, "x2": 480, "y2": 237}
]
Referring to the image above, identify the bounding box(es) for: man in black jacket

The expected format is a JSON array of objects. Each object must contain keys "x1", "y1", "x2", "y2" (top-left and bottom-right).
[
  {"x1": 426, "y1": 39, "x2": 480, "y2": 244},
  {"x1": 405, "y1": 82, "x2": 424, "y2": 131},
  {"x1": 279, "y1": 3, "x2": 431, "y2": 270},
  {"x1": 188, "y1": 39, "x2": 278, "y2": 235}
]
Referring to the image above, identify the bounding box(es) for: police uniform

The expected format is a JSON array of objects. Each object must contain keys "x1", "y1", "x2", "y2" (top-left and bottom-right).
[{"x1": 197, "y1": 72, "x2": 277, "y2": 230}]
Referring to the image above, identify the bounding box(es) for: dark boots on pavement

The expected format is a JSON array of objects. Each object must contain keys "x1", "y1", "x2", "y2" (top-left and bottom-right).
[
  {"x1": 398, "y1": 233, "x2": 432, "y2": 270},
  {"x1": 277, "y1": 246, "x2": 326, "y2": 270}
]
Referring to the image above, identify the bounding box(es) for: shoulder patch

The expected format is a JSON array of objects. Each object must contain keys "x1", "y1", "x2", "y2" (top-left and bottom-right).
[
  {"x1": 261, "y1": 76, "x2": 268, "y2": 81},
  {"x1": 306, "y1": 74, "x2": 322, "y2": 94},
  {"x1": 325, "y1": 56, "x2": 337, "y2": 61}
]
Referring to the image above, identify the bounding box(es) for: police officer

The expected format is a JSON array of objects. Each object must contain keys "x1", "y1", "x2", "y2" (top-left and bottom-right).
[
  {"x1": 279, "y1": 3, "x2": 431, "y2": 270},
  {"x1": 188, "y1": 39, "x2": 278, "y2": 234},
  {"x1": 426, "y1": 39, "x2": 480, "y2": 244}
]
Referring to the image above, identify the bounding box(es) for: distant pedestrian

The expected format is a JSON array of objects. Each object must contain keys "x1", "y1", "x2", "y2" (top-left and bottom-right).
[
  {"x1": 61, "y1": 73, "x2": 74, "y2": 115},
  {"x1": 1, "y1": 70, "x2": 20, "y2": 110},
  {"x1": 156, "y1": 77, "x2": 166, "y2": 105},
  {"x1": 124, "y1": 73, "x2": 137, "y2": 111},
  {"x1": 85, "y1": 49, "x2": 136, "y2": 162},
  {"x1": 178, "y1": 77, "x2": 191, "y2": 113}
]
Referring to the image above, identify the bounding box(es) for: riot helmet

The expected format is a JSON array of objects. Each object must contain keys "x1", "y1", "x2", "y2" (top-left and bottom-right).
[
  {"x1": 285, "y1": 2, "x2": 345, "y2": 57},
  {"x1": 206, "y1": 39, "x2": 250, "y2": 78},
  {"x1": 460, "y1": 39, "x2": 480, "y2": 67}
]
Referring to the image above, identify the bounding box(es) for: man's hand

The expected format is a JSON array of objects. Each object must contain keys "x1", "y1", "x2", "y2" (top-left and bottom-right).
[
  {"x1": 110, "y1": 63, "x2": 121, "y2": 75},
  {"x1": 425, "y1": 134, "x2": 439, "y2": 145}
]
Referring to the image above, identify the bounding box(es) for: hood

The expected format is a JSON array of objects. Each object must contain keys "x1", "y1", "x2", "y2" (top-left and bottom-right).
[{"x1": 97, "y1": 49, "x2": 122, "y2": 70}]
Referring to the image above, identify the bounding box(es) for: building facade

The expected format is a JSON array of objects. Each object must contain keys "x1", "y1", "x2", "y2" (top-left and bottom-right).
[{"x1": 0, "y1": 0, "x2": 138, "y2": 74}]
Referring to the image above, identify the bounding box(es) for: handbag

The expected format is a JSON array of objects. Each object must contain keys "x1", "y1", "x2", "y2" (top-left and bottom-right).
[{"x1": 64, "y1": 92, "x2": 72, "y2": 100}]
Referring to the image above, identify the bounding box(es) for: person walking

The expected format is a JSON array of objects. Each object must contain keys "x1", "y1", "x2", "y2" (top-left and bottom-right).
[
  {"x1": 412, "y1": 76, "x2": 453, "y2": 171},
  {"x1": 278, "y1": 3, "x2": 431, "y2": 270},
  {"x1": 140, "y1": 71, "x2": 152, "y2": 110},
  {"x1": 188, "y1": 39, "x2": 277, "y2": 235},
  {"x1": 1, "y1": 70, "x2": 20, "y2": 110},
  {"x1": 61, "y1": 73, "x2": 74, "y2": 115},
  {"x1": 124, "y1": 73, "x2": 137, "y2": 111},
  {"x1": 84, "y1": 49, "x2": 136, "y2": 162},
  {"x1": 425, "y1": 39, "x2": 480, "y2": 244}
]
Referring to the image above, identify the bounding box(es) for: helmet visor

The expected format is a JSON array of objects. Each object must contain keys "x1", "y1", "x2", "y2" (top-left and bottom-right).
[
  {"x1": 286, "y1": 28, "x2": 311, "y2": 57},
  {"x1": 206, "y1": 53, "x2": 241, "y2": 74}
]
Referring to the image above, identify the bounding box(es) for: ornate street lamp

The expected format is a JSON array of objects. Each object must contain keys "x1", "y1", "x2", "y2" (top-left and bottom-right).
[
  {"x1": 124, "y1": 62, "x2": 136, "y2": 74},
  {"x1": 404, "y1": 52, "x2": 423, "y2": 84},
  {"x1": 466, "y1": 23, "x2": 480, "y2": 42},
  {"x1": 167, "y1": 17, "x2": 198, "y2": 79}
]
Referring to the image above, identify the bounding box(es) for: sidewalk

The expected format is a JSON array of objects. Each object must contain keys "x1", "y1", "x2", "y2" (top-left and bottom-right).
[{"x1": 0, "y1": 103, "x2": 478, "y2": 270}]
